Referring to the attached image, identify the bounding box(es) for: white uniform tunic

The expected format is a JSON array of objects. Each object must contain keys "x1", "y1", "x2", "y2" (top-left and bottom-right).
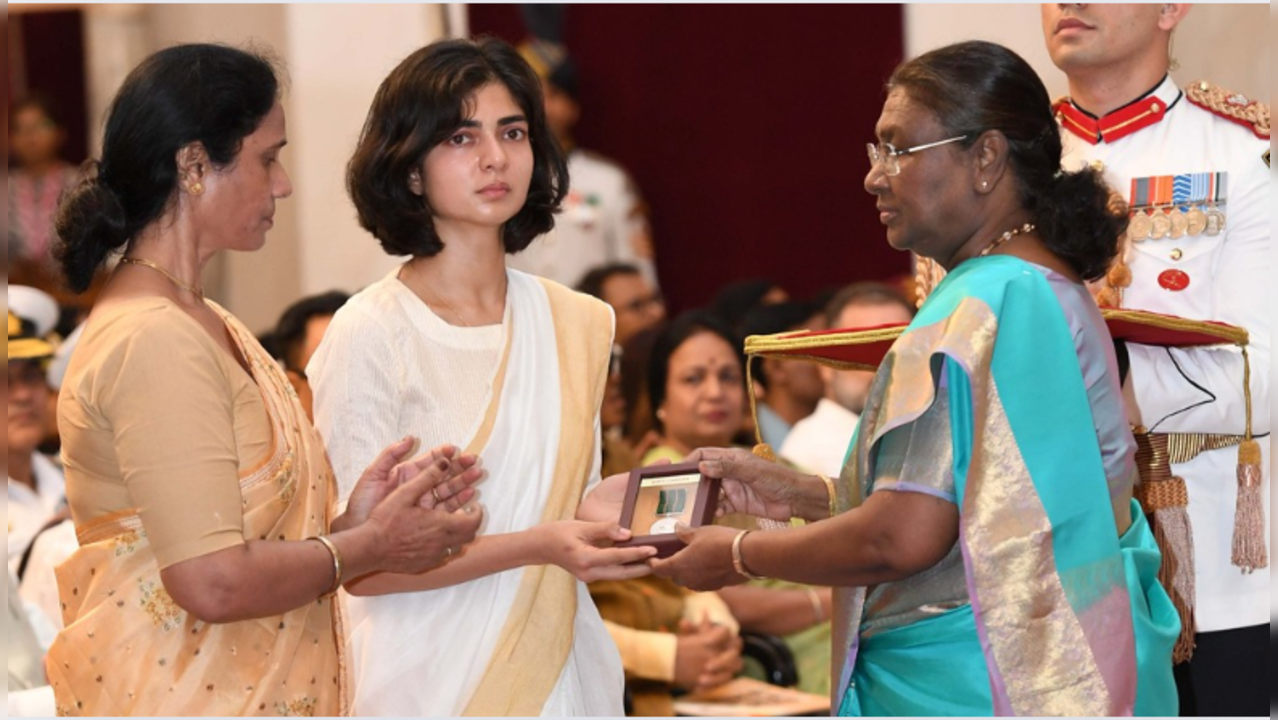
[
  {"x1": 1059, "y1": 75, "x2": 1270, "y2": 633},
  {"x1": 508, "y1": 148, "x2": 657, "y2": 289}
]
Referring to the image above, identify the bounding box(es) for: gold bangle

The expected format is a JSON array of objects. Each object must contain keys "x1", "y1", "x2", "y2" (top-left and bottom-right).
[
  {"x1": 804, "y1": 587, "x2": 825, "y2": 624},
  {"x1": 731, "y1": 530, "x2": 766, "y2": 580},
  {"x1": 312, "y1": 535, "x2": 343, "y2": 597},
  {"x1": 817, "y1": 474, "x2": 838, "y2": 519}
]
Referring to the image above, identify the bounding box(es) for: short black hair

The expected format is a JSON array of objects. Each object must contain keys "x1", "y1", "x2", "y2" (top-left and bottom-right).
[
  {"x1": 273, "y1": 290, "x2": 349, "y2": 374},
  {"x1": 707, "y1": 278, "x2": 784, "y2": 337},
  {"x1": 823, "y1": 282, "x2": 915, "y2": 328},
  {"x1": 647, "y1": 310, "x2": 743, "y2": 433},
  {"x1": 576, "y1": 262, "x2": 641, "y2": 300},
  {"x1": 738, "y1": 300, "x2": 820, "y2": 390},
  {"x1": 55, "y1": 43, "x2": 281, "y2": 293},
  {"x1": 347, "y1": 37, "x2": 569, "y2": 258}
]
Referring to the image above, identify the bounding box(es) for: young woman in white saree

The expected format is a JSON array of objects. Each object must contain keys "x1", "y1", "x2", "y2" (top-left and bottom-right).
[{"x1": 309, "y1": 38, "x2": 657, "y2": 716}]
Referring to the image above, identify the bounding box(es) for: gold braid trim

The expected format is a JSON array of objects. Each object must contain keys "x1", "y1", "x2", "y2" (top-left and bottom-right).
[
  {"x1": 1185, "y1": 80, "x2": 1271, "y2": 139},
  {"x1": 1099, "y1": 308, "x2": 1250, "y2": 346},
  {"x1": 744, "y1": 327, "x2": 905, "y2": 372},
  {"x1": 1166, "y1": 433, "x2": 1245, "y2": 465}
]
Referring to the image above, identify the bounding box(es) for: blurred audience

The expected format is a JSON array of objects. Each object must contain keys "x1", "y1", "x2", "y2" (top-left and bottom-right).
[
  {"x1": 619, "y1": 326, "x2": 664, "y2": 461},
  {"x1": 591, "y1": 578, "x2": 744, "y2": 716},
  {"x1": 578, "y1": 262, "x2": 665, "y2": 348},
  {"x1": 740, "y1": 301, "x2": 827, "y2": 450},
  {"x1": 707, "y1": 278, "x2": 788, "y2": 338},
  {"x1": 6, "y1": 286, "x2": 67, "y2": 578},
  {"x1": 267, "y1": 290, "x2": 349, "y2": 419},
  {"x1": 508, "y1": 39, "x2": 658, "y2": 290},
  {"x1": 18, "y1": 323, "x2": 84, "y2": 637},
  {"x1": 643, "y1": 311, "x2": 746, "y2": 464},
  {"x1": 8, "y1": 95, "x2": 78, "y2": 292},
  {"x1": 779, "y1": 282, "x2": 915, "y2": 477}
]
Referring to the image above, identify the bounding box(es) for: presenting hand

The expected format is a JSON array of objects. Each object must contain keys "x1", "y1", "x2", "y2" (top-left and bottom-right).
[
  {"x1": 537, "y1": 520, "x2": 659, "y2": 582},
  {"x1": 649, "y1": 525, "x2": 747, "y2": 592},
  {"x1": 364, "y1": 456, "x2": 485, "y2": 575},
  {"x1": 688, "y1": 447, "x2": 819, "y2": 522},
  {"x1": 673, "y1": 617, "x2": 743, "y2": 692}
]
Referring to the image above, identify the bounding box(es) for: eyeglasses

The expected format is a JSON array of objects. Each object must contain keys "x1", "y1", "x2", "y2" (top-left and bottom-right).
[{"x1": 866, "y1": 135, "x2": 969, "y2": 177}]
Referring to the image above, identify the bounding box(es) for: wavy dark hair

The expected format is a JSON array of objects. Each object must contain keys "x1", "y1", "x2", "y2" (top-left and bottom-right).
[
  {"x1": 53, "y1": 43, "x2": 281, "y2": 293},
  {"x1": 347, "y1": 37, "x2": 569, "y2": 258},
  {"x1": 888, "y1": 40, "x2": 1127, "y2": 281}
]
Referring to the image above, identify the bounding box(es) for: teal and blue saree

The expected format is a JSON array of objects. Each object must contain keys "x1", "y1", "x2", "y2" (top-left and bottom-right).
[{"x1": 832, "y1": 256, "x2": 1179, "y2": 716}]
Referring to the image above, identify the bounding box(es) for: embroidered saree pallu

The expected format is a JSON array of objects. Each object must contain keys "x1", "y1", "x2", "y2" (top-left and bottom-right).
[
  {"x1": 752, "y1": 258, "x2": 1180, "y2": 716},
  {"x1": 46, "y1": 305, "x2": 344, "y2": 717}
]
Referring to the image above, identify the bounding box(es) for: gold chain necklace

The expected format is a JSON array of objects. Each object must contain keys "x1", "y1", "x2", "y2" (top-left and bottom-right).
[
  {"x1": 421, "y1": 283, "x2": 473, "y2": 328},
  {"x1": 120, "y1": 257, "x2": 204, "y2": 300},
  {"x1": 979, "y1": 222, "x2": 1036, "y2": 257}
]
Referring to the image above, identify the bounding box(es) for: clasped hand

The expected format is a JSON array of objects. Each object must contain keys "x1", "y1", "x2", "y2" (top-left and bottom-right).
[{"x1": 345, "y1": 438, "x2": 485, "y2": 573}]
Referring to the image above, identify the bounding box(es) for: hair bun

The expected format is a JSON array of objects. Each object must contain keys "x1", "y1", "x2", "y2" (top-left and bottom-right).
[{"x1": 54, "y1": 168, "x2": 130, "y2": 292}]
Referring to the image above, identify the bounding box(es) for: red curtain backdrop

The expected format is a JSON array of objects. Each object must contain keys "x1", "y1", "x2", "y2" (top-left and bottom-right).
[{"x1": 470, "y1": 4, "x2": 907, "y2": 312}]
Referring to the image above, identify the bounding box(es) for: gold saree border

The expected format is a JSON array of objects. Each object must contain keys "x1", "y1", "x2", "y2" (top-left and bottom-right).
[{"x1": 462, "y1": 280, "x2": 614, "y2": 716}]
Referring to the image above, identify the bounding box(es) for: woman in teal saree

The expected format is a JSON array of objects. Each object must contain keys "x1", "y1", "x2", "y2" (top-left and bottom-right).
[{"x1": 651, "y1": 41, "x2": 1178, "y2": 716}]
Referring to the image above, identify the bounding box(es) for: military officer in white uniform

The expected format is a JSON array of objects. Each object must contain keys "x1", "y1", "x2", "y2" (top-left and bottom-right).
[
  {"x1": 6, "y1": 286, "x2": 67, "y2": 579},
  {"x1": 509, "y1": 40, "x2": 659, "y2": 290},
  {"x1": 1043, "y1": 4, "x2": 1268, "y2": 716}
]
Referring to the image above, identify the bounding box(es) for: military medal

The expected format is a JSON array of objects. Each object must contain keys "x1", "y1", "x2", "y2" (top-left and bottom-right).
[
  {"x1": 1168, "y1": 208, "x2": 1189, "y2": 239},
  {"x1": 1127, "y1": 210, "x2": 1152, "y2": 241},
  {"x1": 1186, "y1": 207, "x2": 1208, "y2": 236},
  {"x1": 1149, "y1": 209, "x2": 1172, "y2": 240},
  {"x1": 1204, "y1": 206, "x2": 1225, "y2": 236}
]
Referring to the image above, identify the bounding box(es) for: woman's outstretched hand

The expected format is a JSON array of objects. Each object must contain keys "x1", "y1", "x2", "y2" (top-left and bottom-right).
[
  {"x1": 688, "y1": 447, "x2": 819, "y2": 522},
  {"x1": 536, "y1": 520, "x2": 659, "y2": 582},
  {"x1": 649, "y1": 524, "x2": 747, "y2": 592}
]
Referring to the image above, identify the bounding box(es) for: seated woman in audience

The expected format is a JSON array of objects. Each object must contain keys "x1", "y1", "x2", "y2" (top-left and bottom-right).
[
  {"x1": 590, "y1": 577, "x2": 743, "y2": 716},
  {"x1": 309, "y1": 37, "x2": 654, "y2": 716},
  {"x1": 8, "y1": 94, "x2": 80, "y2": 300},
  {"x1": 641, "y1": 311, "x2": 749, "y2": 465},
  {"x1": 47, "y1": 43, "x2": 484, "y2": 716},
  {"x1": 632, "y1": 310, "x2": 833, "y2": 696},
  {"x1": 653, "y1": 41, "x2": 1177, "y2": 716}
]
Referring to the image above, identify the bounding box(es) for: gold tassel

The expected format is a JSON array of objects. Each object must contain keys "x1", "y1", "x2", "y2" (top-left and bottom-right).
[
  {"x1": 1231, "y1": 346, "x2": 1267, "y2": 573},
  {"x1": 1150, "y1": 502, "x2": 1197, "y2": 664},
  {"x1": 1231, "y1": 439, "x2": 1267, "y2": 572},
  {"x1": 752, "y1": 443, "x2": 776, "y2": 462}
]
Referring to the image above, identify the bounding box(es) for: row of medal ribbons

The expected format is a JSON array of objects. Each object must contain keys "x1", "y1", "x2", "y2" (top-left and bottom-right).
[{"x1": 1126, "y1": 171, "x2": 1227, "y2": 241}]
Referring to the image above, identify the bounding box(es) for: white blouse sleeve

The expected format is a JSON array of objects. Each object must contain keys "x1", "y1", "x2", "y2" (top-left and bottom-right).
[{"x1": 308, "y1": 304, "x2": 405, "y2": 505}]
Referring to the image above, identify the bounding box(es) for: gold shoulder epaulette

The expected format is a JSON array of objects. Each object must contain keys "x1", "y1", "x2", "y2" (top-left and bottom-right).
[{"x1": 1185, "y1": 80, "x2": 1270, "y2": 139}]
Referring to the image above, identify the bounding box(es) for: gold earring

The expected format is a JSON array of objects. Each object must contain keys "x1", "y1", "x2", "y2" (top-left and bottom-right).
[
  {"x1": 188, "y1": 182, "x2": 204, "y2": 196},
  {"x1": 1167, "y1": 29, "x2": 1180, "y2": 72}
]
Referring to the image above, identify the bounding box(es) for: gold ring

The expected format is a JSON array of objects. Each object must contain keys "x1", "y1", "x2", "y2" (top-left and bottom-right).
[{"x1": 431, "y1": 487, "x2": 443, "y2": 505}]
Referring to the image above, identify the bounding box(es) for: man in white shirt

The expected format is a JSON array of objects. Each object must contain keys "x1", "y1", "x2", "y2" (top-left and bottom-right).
[
  {"x1": 1043, "y1": 5, "x2": 1269, "y2": 715},
  {"x1": 780, "y1": 283, "x2": 915, "y2": 477},
  {"x1": 7, "y1": 286, "x2": 66, "y2": 579}
]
